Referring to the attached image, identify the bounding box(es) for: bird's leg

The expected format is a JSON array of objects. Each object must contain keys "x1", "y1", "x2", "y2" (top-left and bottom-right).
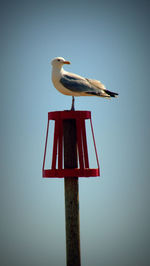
[{"x1": 71, "y1": 96, "x2": 75, "y2": 111}]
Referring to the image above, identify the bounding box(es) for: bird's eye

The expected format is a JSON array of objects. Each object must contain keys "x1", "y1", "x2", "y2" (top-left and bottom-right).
[{"x1": 57, "y1": 59, "x2": 60, "y2": 62}]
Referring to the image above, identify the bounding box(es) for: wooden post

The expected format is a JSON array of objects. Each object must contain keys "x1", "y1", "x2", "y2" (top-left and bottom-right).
[{"x1": 63, "y1": 119, "x2": 81, "y2": 266}]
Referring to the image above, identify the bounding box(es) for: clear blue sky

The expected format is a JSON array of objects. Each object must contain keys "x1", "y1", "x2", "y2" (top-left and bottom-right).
[{"x1": 1, "y1": 0, "x2": 150, "y2": 265}]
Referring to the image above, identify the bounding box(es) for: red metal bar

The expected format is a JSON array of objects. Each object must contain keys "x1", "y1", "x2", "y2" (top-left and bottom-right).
[
  {"x1": 81, "y1": 119, "x2": 89, "y2": 168},
  {"x1": 43, "y1": 168, "x2": 99, "y2": 178},
  {"x1": 51, "y1": 120, "x2": 59, "y2": 169},
  {"x1": 58, "y1": 118, "x2": 63, "y2": 169},
  {"x1": 48, "y1": 111, "x2": 91, "y2": 120},
  {"x1": 90, "y1": 118, "x2": 100, "y2": 175},
  {"x1": 42, "y1": 119, "x2": 49, "y2": 172},
  {"x1": 76, "y1": 119, "x2": 84, "y2": 169}
]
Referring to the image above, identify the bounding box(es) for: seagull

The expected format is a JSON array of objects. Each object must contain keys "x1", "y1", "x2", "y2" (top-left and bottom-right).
[{"x1": 51, "y1": 56, "x2": 118, "y2": 110}]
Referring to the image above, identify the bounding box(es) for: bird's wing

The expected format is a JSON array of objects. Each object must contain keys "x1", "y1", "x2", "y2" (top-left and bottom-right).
[
  {"x1": 60, "y1": 74, "x2": 110, "y2": 97},
  {"x1": 60, "y1": 74, "x2": 93, "y2": 93}
]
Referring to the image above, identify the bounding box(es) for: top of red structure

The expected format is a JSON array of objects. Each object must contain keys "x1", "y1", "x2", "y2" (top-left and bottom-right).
[{"x1": 48, "y1": 110, "x2": 91, "y2": 120}]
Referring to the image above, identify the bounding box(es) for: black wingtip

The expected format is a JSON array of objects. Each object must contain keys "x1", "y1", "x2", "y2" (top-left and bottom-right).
[{"x1": 105, "y1": 90, "x2": 119, "y2": 97}]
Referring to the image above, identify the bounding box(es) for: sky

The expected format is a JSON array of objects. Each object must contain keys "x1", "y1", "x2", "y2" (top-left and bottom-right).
[{"x1": 0, "y1": 0, "x2": 150, "y2": 265}]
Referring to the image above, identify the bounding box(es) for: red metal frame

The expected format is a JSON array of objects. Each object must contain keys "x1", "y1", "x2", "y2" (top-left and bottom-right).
[{"x1": 42, "y1": 111, "x2": 100, "y2": 178}]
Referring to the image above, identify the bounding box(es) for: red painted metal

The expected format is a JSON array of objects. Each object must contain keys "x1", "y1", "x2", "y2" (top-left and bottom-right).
[
  {"x1": 76, "y1": 118, "x2": 84, "y2": 170},
  {"x1": 81, "y1": 119, "x2": 89, "y2": 168},
  {"x1": 42, "y1": 111, "x2": 100, "y2": 178},
  {"x1": 51, "y1": 121, "x2": 58, "y2": 169},
  {"x1": 58, "y1": 119, "x2": 63, "y2": 169},
  {"x1": 42, "y1": 119, "x2": 49, "y2": 171},
  {"x1": 90, "y1": 118, "x2": 100, "y2": 173}
]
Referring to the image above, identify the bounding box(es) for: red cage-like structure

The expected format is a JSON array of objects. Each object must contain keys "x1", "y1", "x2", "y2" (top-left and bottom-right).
[{"x1": 42, "y1": 111, "x2": 100, "y2": 178}]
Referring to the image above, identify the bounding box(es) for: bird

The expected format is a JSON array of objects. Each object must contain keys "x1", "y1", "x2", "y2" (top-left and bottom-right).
[{"x1": 51, "y1": 56, "x2": 118, "y2": 110}]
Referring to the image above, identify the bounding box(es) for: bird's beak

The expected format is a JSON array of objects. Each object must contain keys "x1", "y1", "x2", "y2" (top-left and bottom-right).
[{"x1": 64, "y1": 61, "x2": 71, "y2": 64}]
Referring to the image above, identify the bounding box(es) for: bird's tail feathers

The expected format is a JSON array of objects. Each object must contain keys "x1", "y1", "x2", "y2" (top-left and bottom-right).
[
  {"x1": 104, "y1": 90, "x2": 119, "y2": 98},
  {"x1": 86, "y1": 89, "x2": 119, "y2": 98}
]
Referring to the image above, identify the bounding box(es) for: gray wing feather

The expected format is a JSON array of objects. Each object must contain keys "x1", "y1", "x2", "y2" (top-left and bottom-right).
[{"x1": 60, "y1": 74, "x2": 93, "y2": 93}]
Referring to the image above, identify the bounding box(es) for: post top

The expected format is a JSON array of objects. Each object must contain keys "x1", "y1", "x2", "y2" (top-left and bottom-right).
[{"x1": 48, "y1": 110, "x2": 91, "y2": 120}]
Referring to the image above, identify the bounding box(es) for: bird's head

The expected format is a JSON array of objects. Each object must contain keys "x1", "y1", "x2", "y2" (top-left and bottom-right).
[{"x1": 51, "y1": 57, "x2": 70, "y2": 69}]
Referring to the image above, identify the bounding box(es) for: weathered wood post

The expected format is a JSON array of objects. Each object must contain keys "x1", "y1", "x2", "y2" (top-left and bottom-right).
[{"x1": 63, "y1": 119, "x2": 81, "y2": 266}]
